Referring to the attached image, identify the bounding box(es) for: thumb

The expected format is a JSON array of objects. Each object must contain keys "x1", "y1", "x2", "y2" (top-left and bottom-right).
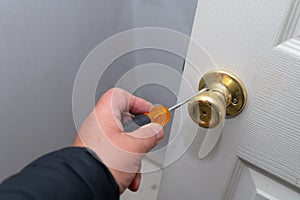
[{"x1": 128, "y1": 123, "x2": 164, "y2": 153}]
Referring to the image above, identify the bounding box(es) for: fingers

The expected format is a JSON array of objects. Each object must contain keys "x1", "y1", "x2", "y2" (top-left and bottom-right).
[
  {"x1": 125, "y1": 123, "x2": 164, "y2": 153},
  {"x1": 92, "y1": 88, "x2": 165, "y2": 154},
  {"x1": 98, "y1": 88, "x2": 152, "y2": 114},
  {"x1": 94, "y1": 88, "x2": 153, "y2": 132},
  {"x1": 127, "y1": 95, "x2": 152, "y2": 115},
  {"x1": 128, "y1": 173, "x2": 141, "y2": 192}
]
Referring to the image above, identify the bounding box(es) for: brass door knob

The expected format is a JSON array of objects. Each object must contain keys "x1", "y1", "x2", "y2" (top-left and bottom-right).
[
  {"x1": 188, "y1": 90, "x2": 226, "y2": 128},
  {"x1": 188, "y1": 69, "x2": 247, "y2": 128}
]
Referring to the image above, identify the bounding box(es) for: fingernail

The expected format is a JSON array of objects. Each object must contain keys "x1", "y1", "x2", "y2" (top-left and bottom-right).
[{"x1": 151, "y1": 123, "x2": 163, "y2": 140}]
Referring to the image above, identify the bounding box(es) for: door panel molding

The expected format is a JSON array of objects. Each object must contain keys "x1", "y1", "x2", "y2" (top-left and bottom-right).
[
  {"x1": 277, "y1": 0, "x2": 300, "y2": 43},
  {"x1": 225, "y1": 160, "x2": 300, "y2": 200},
  {"x1": 237, "y1": 37, "x2": 300, "y2": 189},
  {"x1": 224, "y1": 160, "x2": 245, "y2": 200}
]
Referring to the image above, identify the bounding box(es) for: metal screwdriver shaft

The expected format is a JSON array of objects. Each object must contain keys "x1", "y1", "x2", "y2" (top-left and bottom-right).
[{"x1": 168, "y1": 88, "x2": 208, "y2": 111}]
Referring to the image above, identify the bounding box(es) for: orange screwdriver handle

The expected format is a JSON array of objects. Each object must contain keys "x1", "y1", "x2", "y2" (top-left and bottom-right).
[{"x1": 145, "y1": 105, "x2": 171, "y2": 126}]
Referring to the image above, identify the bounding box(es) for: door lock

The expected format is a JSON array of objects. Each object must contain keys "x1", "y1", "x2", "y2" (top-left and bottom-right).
[{"x1": 188, "y1": 69, "x2": 247, "y2": 128}]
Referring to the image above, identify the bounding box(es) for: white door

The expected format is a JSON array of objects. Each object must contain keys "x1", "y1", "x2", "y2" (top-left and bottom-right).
[{"x1": 158, "y1": 0, "x2": 300, "y2": 199}]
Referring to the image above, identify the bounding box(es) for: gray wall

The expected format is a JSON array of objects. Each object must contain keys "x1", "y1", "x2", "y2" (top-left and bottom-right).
[{"x1": 0, "y1": 0, "x2": 197, "y2": 181}]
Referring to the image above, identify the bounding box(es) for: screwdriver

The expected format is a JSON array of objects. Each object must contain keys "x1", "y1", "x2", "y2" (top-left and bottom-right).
[{"x1": 123, "y1": 88, "x2": 208, "y2": 132}]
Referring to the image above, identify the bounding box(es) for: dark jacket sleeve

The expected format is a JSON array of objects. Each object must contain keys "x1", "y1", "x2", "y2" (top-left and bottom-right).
[{"x1": 0, "y1": 147, "x2": 119, "y2": 200}]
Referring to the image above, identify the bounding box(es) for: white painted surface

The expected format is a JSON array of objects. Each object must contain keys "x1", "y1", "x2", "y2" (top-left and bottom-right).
[
  {"x1": 238, "y1": 37, "x2": 300, "y2": 188},
  {"x1": 159, "y1": 0, "x2": 300, "y2": 199}
]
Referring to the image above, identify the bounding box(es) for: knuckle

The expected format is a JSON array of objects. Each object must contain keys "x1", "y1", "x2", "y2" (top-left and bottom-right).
[{"x1": 107, "y1": 87, "x2": 118, "y2": 94}]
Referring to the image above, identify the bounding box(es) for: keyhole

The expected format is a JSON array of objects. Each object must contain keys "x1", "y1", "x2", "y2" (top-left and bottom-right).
[{"x1": 202, "y1": 111, "x2": 207, "y2": 116}]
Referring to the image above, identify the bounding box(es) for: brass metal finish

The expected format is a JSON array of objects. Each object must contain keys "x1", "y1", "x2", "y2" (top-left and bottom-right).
[
  {"x1": 188, "y1": 91, "x2": 226, "y2": 128},
  {"x1": 188, "y1": 69, "x2": 247, "y2": 128}
]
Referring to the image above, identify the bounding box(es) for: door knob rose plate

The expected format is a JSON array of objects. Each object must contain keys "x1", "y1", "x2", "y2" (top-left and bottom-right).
[
  {"x1": 199, "y1": 69, "x2": 247, "y2": 117},
  {"x1": 188, "y1": 69, "x2": 247, "y2": 129}
]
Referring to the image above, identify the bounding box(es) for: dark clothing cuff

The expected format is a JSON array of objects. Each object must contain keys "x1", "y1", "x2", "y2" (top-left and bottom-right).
[{"x1": 0, "y1": 147, "x2": 119, "y2": 200}]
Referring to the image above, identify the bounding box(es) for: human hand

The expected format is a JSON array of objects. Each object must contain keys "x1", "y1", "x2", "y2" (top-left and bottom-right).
[{"x1": 73, "y1": 88, "x2": 164, "y2": 193}]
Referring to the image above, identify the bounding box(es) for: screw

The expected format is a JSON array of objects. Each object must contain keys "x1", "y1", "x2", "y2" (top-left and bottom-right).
[{"x1": 232, "y1": 98, "x2": 238, "y2": 104}]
